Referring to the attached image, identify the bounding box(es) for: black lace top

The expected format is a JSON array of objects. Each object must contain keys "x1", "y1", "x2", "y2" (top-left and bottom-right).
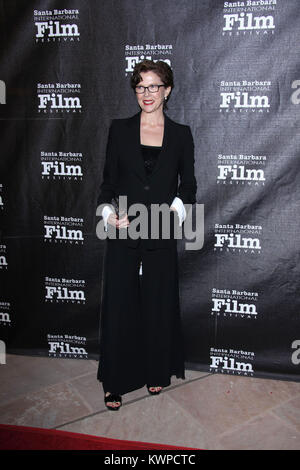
[{"x1": 140, "y1": 144, "x2": 162, "y2": 176}]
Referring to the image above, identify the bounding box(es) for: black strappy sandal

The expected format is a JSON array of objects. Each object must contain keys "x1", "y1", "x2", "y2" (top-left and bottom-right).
[
  {"x1": 147, "y1": 385, "x2": 163, "y2": 395},
  {"x1": 104, "y1": 393, "x2": 122, "y2": 411}
]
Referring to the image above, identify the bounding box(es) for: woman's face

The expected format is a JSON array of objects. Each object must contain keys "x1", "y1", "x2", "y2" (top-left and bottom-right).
[{"x1": 135, "y1": 71, "x2": 171, "y2": 114}]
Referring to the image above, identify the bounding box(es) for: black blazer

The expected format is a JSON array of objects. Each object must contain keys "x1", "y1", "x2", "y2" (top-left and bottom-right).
[{"x1": 97, "y1": 111, "x2": 197, "y2": 249}]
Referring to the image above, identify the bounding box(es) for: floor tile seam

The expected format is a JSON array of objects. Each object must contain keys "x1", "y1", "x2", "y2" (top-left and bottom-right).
[
  {"x1": 53, "y1": 374, "x2": 214, "y2": 431},
  {"x1": 0, "y1": 371, "x2": 211, "y2": 410},
  {"x1": 54, "y1": 392, "x2": 209, "y2": 448},
  {"x1": 0, "y1": 372, "x2": 211, "y2": 419},
  {"x1": 167, "y1": 373, "x2": 214, "y2": 391},
  {"x1": 86, "y1": 360, "x2": 99, "y2": 368},
  {"x1": 213, "y1": 393, "x2": 300, "y2": 441},
  {"x1": 160, "y1": 391, "x2": 213, "y2": 438},
  {"x1": 155, "y1": 375, "x2": 235, "y2": 438},
  {"x1": 262, "y1": 390, "x2": 300, "y2": 413},
  {"x1": 0, "y1": 382, "x2": 95, "y2": 432},
  {"x1": 215, "y1": 410, "x2": 300, "y2": 450},
  {"x1": 65, "y1": 381, "x2": 96, "y2": 416},
  {"x1": 0, "y1": 370, "x2": 99, "y2": 408},
  {"x1": 268, "y1": 408, "x2": 300, "y2": 436},
  {"x1": 0, "y1": 380, "x2": 94, "y2": 426}
]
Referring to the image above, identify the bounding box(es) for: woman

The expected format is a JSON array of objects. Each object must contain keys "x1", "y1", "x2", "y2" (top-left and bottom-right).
[{"x1": 97, "y1": 59, "x2": 197, "y2": 410}]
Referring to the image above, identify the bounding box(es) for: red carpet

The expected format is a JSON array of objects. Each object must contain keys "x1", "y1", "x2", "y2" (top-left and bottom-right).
[{"x1": 0, "y1": 424, "x2": 199, "y2": 450}]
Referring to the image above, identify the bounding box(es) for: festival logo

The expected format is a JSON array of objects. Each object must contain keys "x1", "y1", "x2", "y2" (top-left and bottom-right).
[
  {"x1": 47, "y1": 333, "x2": 88, "y2": 358},
  {"x1": 37, "y1": 83, "x2": 82, "y2": 114},
  {"x1": 0, "y1": 245, "x2": 8, "y2": 270},
  {"x1": 219, "y1": 80, "x2": 272, "y2": 113},
  {"x1": 125, "y1": 43, "x2": 173, "y2": 75},
  {"x1": 222, "y1": 0, "x2": 276, "y2": 37},
  {"x1": 44, "y1": 215, "x2": 84, "y2": 245},
  {"x1": 213, "y1": 222, "x2": 262, "y2": 254},
  {"x1": 45, "y1": 276, "x2": 86, "y2": 304},
  {"x1": 33, "y1": 8, "x2": 80, "y2": 43},
  {"x1": 0, "y1": 301, "x2": 11, "y2": 327},
  {"x1": 211, "y1": 288, "x2": 259, "y2": 319},
  {"x1": 40, "y1": 151, "x2": 83, "y2": 180},
  {"x1": 210, "y1": 346, "x2": 255, "y2": 376},
  {"x1": 217, "y1": 153, "x2": 266, "y2": 186}
]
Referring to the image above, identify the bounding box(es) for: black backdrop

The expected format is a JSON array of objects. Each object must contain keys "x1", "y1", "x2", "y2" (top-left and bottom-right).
[{"x1": 0, "y1": 0, "x2": 299, "y2": 381}]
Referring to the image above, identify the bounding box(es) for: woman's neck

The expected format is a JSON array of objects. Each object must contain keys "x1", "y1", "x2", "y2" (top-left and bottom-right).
[{"x1": 140, "y1": 109, "x2": 165, "y2": 127}]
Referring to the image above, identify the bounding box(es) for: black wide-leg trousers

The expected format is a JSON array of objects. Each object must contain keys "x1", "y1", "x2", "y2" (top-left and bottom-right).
[{"x1": 97, "y1": 238, "x2": 185, "y2": 396}]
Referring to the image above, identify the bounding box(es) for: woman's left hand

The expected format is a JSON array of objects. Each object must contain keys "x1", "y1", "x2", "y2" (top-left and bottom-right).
[{"x1": 117, "y1": 212, "x2": 130, "y2": 229}]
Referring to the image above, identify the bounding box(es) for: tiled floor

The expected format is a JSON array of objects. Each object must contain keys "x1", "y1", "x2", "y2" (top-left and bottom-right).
[{"x1": 0, "y1": 354, "x2": 300, "y2": 450}]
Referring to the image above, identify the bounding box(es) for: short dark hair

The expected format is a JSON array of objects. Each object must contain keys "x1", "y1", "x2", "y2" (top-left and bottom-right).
[{"x1": 130, "y1": 59, "x2": 174, "y2": 109}]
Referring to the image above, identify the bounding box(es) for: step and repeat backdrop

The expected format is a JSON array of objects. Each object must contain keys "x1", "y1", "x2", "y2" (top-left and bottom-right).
[{"x1": 0, "y1": 0, "x2": 299, "y2": 380}]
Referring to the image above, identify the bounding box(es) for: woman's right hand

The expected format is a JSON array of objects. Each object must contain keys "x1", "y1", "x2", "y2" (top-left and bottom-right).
[{"x1": 107, "y1": 212, "x2": 130, "y2": 229}]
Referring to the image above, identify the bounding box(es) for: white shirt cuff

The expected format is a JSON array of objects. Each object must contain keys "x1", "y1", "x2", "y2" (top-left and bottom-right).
[
  {"x1": 102, "y1": 205, "x2": 115, "y2": 232},
  {"x1": 170, "y1": 197, "x2": 186, "y2": 226}
]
